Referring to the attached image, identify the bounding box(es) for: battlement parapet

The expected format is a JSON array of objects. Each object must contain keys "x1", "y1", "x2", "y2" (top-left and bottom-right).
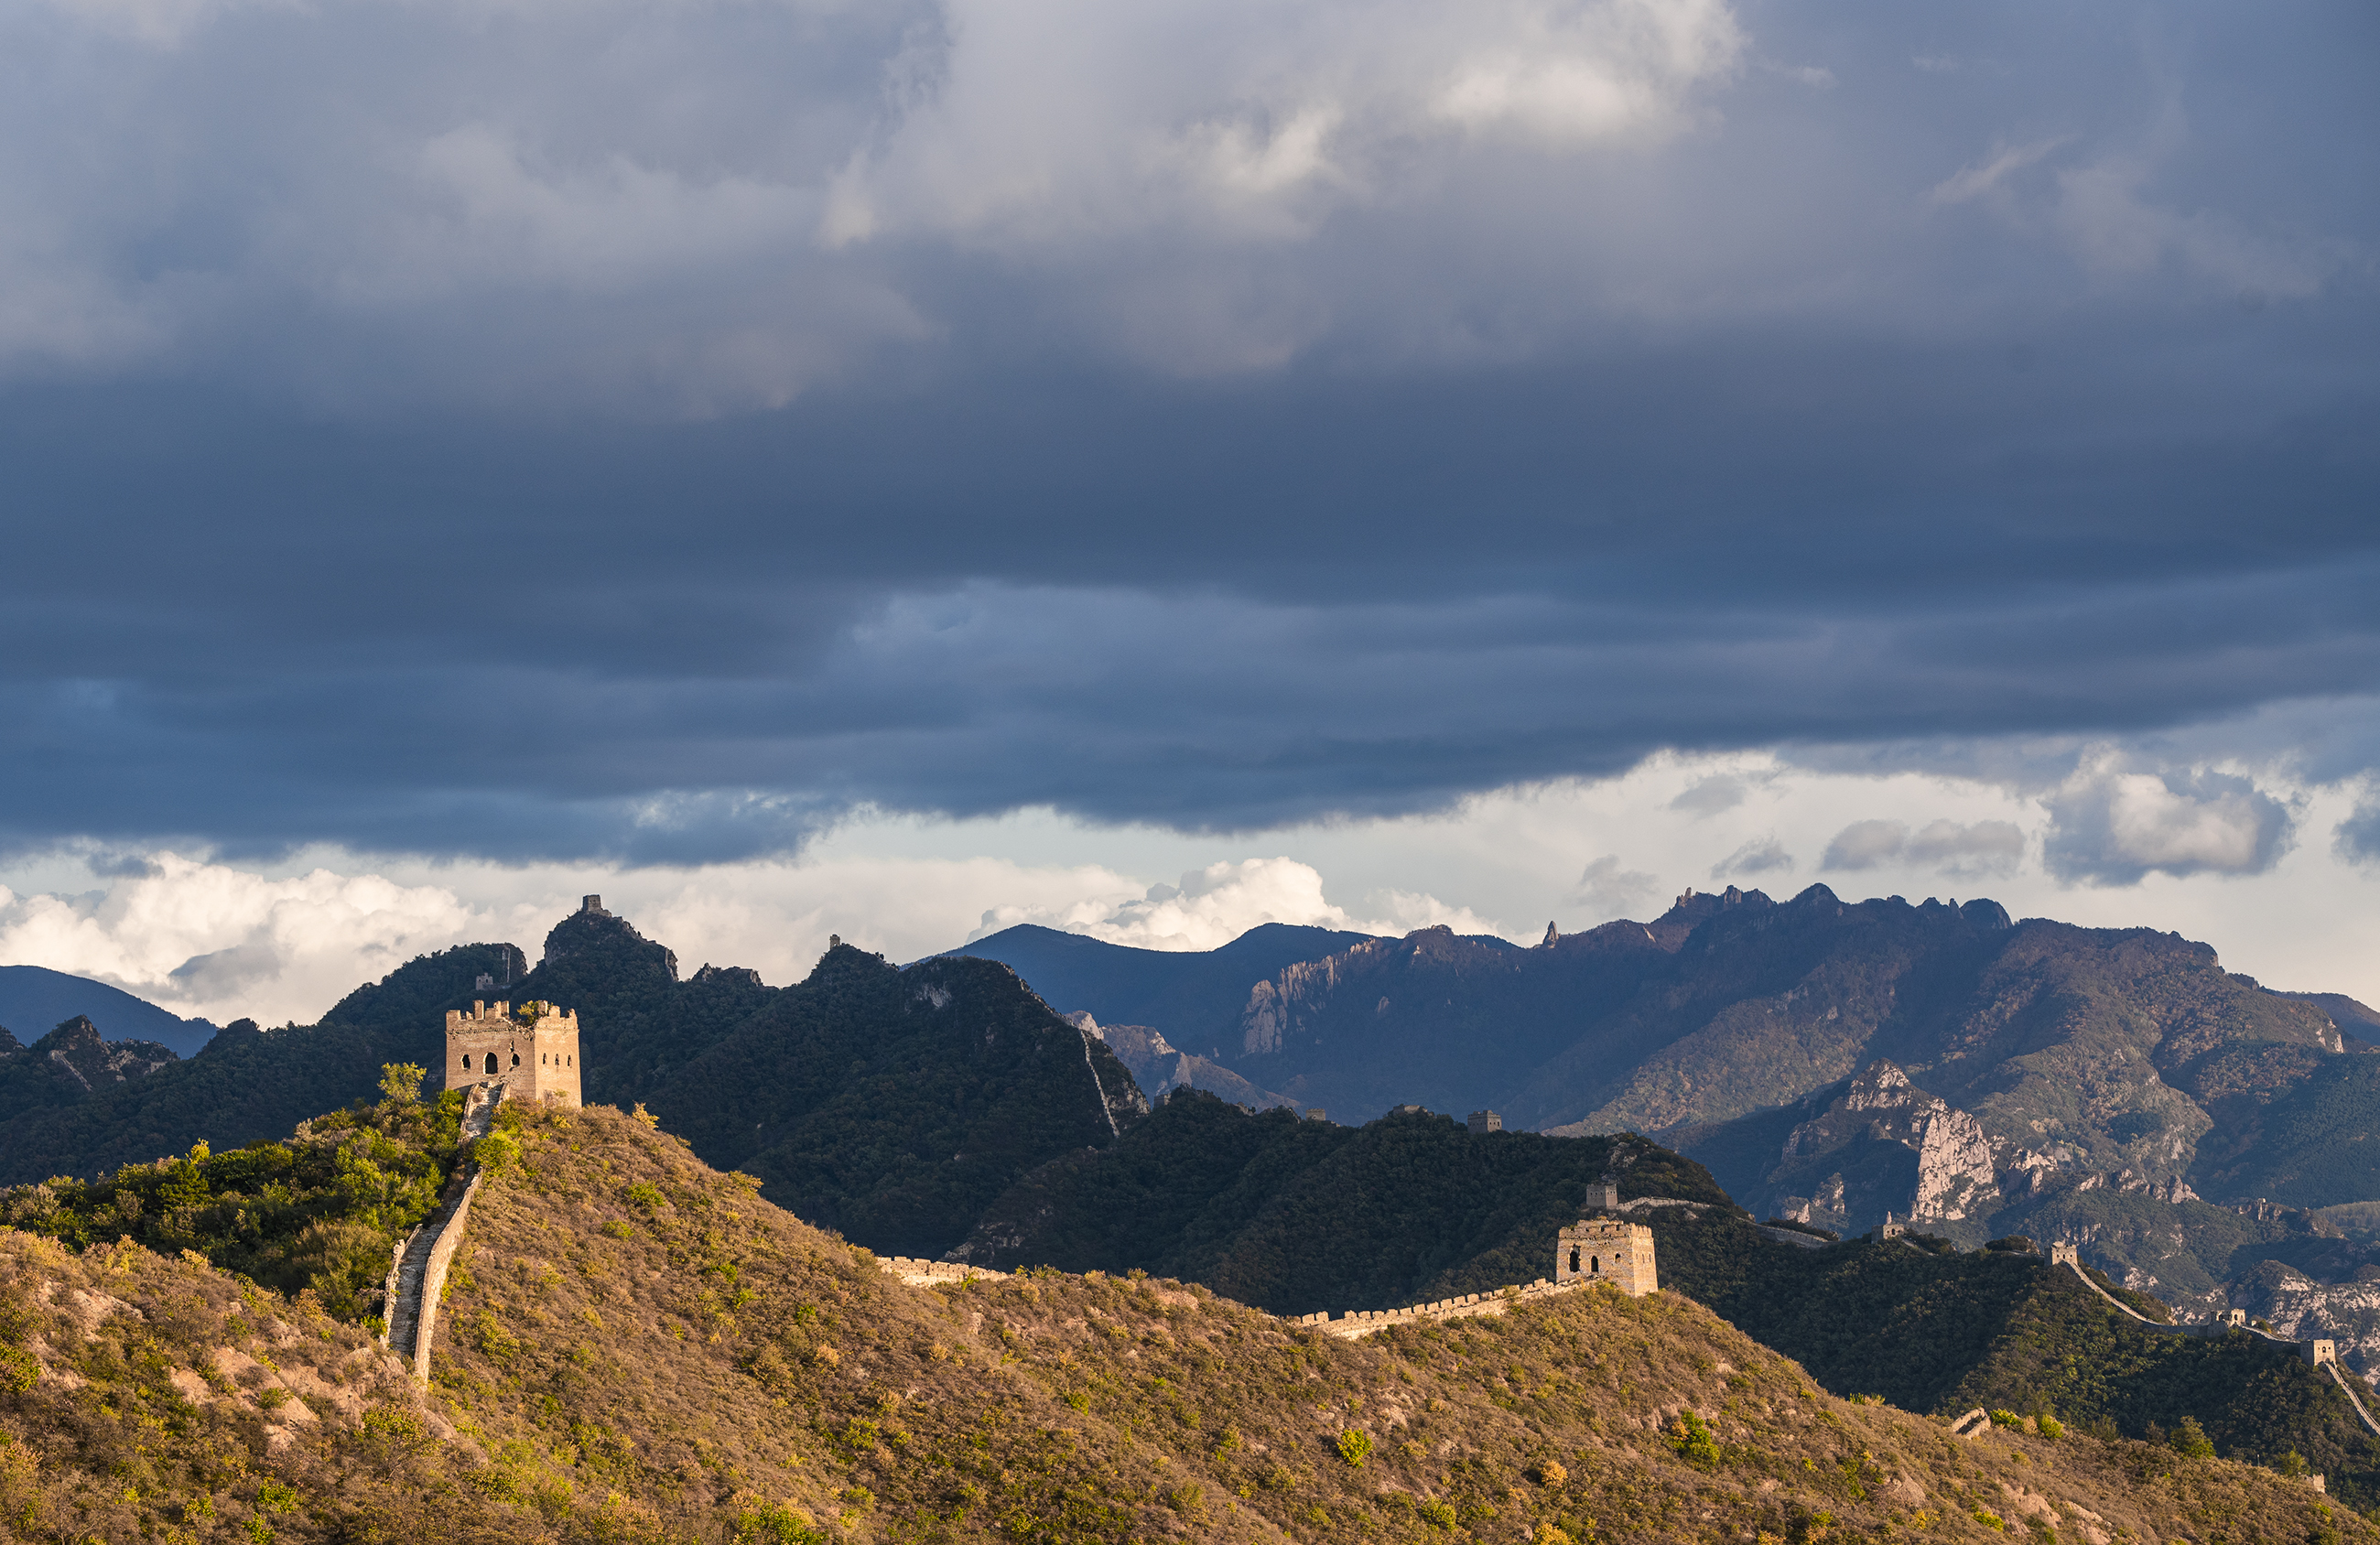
[
  {"x1": 445, "y1": 999, "x2": 582, "y2": 1107},
  {"x1": 1555, "y1": 1216, "x2": 1658, "y2": 1295}
]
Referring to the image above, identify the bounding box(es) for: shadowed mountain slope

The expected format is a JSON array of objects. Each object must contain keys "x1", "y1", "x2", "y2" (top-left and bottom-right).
[
  {"x1": 0, "y1": 909, "x2": 1144, "y2": 1259},
  {"x1": 0, "y1": 942, "x2": 521, "y2": 1186},
  {"x1": 949, "y1": 1094, "x2": 1732, "y2": 1313},
  {"x1": 0, "y1": 964, "x2": 217, "y2": 1057},
  {"x1": 943, "y1": 921, "x2": 1381, "y2": 1055},
  {"x1": 630, "y1": 945, "x2": 1146, "y2": 1258}
]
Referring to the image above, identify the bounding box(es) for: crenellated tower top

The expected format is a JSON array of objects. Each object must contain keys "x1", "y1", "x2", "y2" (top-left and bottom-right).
[{"x1": 444, "y1": 999, "x2": 582, "y2": 1107}]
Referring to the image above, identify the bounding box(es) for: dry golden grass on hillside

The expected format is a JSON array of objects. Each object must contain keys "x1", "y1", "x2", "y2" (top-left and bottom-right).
[
  {"x1": 425, "y1": 1101, "x2": 2372, "y2": 1545},
  {"x1": 0, "y1": 1227, "x2": 534, "y2": 1542},
  {"x1": 0, "y1": 1096, "x2": 2365, "y2": 1543}
]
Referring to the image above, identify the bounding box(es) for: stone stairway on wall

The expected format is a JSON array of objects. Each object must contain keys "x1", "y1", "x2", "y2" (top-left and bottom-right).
[{"x1": 381, "y1": 1083, "x2": 502, "y2": 1382}]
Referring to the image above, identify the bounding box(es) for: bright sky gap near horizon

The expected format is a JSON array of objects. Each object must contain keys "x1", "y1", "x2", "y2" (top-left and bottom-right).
[{"x1": 0, "y1": 2, "x2": 2375, "y2": 1029}]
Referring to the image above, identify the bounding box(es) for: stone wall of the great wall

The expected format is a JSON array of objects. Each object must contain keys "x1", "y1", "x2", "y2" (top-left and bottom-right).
[
  {"x1": 411, "y1": 1171, "x2": 484, "y2": 1382},
  {"x1": 873, "y1": 1259, "x2": 1609, "y2": 1340}
]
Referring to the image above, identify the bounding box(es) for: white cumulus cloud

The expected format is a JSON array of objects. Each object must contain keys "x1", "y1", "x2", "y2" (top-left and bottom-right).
[
  {"x1": 2043, "y1": 753, "x2": 2293, "y2": 885},
  {"x1": 0, "y1": 852, "x2": 499, "y2": 1028}
]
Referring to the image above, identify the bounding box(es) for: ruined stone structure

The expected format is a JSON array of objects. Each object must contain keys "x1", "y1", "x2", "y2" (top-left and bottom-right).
[
  {"x1": 444, "y1": 999, "x2": 581, "y2": 1107},
  {"x1": 1467, "y1": 1109, "x2": 1502, "y2": 1133},
  {"x1": 1554, "y1": 1217, "x2": 1657, "y2": 1295}
]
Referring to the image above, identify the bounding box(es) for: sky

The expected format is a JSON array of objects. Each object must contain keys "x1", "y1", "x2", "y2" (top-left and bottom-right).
[{"x1": 1, "y1": 1, "x2": 2376, "y2": 1030}]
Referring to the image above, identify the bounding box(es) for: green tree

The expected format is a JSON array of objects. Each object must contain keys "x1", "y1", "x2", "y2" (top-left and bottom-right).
[{"x1": 2172, "y1": 1416, "x2": 2216, "y2": 1459}]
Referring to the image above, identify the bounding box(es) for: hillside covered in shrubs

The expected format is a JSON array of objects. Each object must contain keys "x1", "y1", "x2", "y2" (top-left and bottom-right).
[
  {"x1": 2, "y1": 1064, "x2": 463, "y2": 1324},
  {"x1": 9, "y1": 1094, "x2": 2367, "y2": 1544}
]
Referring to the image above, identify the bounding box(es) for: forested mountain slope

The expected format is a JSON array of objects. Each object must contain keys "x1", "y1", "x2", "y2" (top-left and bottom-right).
[
  {"x1": 950, "y1": 1094, "x2": 1731, "y2": 1313},
  {"x1": 0, "y1": 908, "x2": 1143, "y2": 1259},
  {"x1": 0, "y1": 943, "x2": 520, "y2": 1186}
]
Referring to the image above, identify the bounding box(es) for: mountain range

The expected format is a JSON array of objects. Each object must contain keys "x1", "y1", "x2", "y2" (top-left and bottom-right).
[
  {"x1": 0, "y1": 962, "x2": 217, "y2": 1056},
  {"x1": 16, "y1": 887, "x2": 2380, "y2": 1377}
]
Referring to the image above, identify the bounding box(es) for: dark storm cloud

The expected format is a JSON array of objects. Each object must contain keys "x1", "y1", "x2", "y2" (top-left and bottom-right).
[{"x1": 0, "y1": 0, "x2": 2374, "y2": 862}]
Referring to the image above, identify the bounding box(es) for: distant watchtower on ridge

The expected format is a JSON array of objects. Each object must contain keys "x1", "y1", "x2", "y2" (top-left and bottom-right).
[
  {"x1": 445, "y1": 999, "x2": 582, "y2": 1107},
  {"x1": 1554, "y1": 1217, "x2": 1657, "y2": 1296}
]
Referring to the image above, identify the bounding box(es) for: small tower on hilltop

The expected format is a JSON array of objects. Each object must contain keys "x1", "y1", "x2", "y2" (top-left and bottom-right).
[
  {"x1": 445, "y1": 999, "x2": 582, "y2": 1107},
  {"x1": 1554, "y1": 1217, "x2": 1657, "y2": 1296}
]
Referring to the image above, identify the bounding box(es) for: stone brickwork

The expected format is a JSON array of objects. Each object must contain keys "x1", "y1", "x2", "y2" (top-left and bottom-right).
[
  {"x1": 882, "y1": 1258, "x2": 999, "y2": 1287},
  {"x1": 1555, "y1": 1217, "x2": 1658, "y2": 1295},
  {"x1": 445, "y1": 999, "x2": 581, "y2": 1107},
  {"x1": 408, "y1": 1171, "x2": 484, "y2": 1383}
]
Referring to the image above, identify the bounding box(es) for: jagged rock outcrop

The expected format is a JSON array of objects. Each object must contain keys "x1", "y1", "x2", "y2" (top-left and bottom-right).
[
  {"x1": 1067, "y1": 1013, "x2": 1293, "y2": 1111},
  {"x1": 32, "y1": 1016, "x2": 177, "y2": 1092},
  {"x1": 1763, "y1": 1061, "x2": 2000, "y2": 1232}
]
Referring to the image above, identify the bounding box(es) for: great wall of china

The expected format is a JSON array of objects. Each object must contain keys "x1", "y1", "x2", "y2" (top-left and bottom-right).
[
  {"x1": 380, "y1": 1082, "x2": 500, "y2": 1384},
  {"x1": 878, "y1": 1254, "x2": 1607, "y2": 1337}
]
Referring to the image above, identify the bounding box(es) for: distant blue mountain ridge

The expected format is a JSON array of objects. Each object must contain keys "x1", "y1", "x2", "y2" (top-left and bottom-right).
[{"x1": 0, "y1": 965, "x2": 217, "y2": 1058}]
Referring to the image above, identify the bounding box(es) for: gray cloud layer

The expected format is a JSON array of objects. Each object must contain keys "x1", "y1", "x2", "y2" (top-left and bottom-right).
[{"x1": 0, "y1": 1, "x2": 2373, "y2": 863}]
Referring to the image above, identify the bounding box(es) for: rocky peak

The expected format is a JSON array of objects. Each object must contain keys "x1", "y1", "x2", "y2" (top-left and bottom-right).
[
  {"x1": 1843, "y1": 1061, "x2": 1916, "y2": 1111},
  {"x1": 542, "y1": 907, "x2": 679, "y2": 984},
  {"x1": 1773, "y1": 1060, "x2": 2001, "y2": 1229},
  {"x1": 31, "y1": 1015, "x2": 178, "y2": 1093},
  {"x1": 689, "y1": 964, "x2": 764, "y2": 989}
]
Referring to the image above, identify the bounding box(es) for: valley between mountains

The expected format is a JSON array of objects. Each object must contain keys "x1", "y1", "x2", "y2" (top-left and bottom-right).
[{"x1": 7, "y1": 890, "x2": 2380, "y2": 1538}]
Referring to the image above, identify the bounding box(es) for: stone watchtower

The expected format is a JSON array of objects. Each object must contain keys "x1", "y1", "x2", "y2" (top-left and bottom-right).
[
  {"x1": 445, "y1": 999, "x2": 582, "y2": 1107},
  {"x1": 1554, "y1": 1217, "x2": 1657, "y2": 1296}
]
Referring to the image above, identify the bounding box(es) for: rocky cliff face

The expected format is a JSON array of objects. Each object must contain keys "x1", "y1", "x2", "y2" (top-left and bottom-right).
[
  {"x1": 2237, "y1": 1260, "x2": 2380, "y2": 1373},
  {"x1": 1758, "y1": 1062, "x2": 2001, "y2": 1233},
  {"x1": 1069, "y1": 1013, "x2": 1293, "y2": 1112}
]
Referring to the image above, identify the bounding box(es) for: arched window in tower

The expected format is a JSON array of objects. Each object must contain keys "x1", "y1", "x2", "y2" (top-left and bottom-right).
[
  {"x1": 512, "y1": 1053, "x2": 520, "y2": 1067},
  {"x1": 483, "y1": 1053, "x2": 498, "y2": 1075},
  {"x1": 1569, "y1": 1247, "x2": 1581, "y2": 1274},
  {"x1": 1590, "y1": 1256, "x2": 1601, "y2": 1275}
]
